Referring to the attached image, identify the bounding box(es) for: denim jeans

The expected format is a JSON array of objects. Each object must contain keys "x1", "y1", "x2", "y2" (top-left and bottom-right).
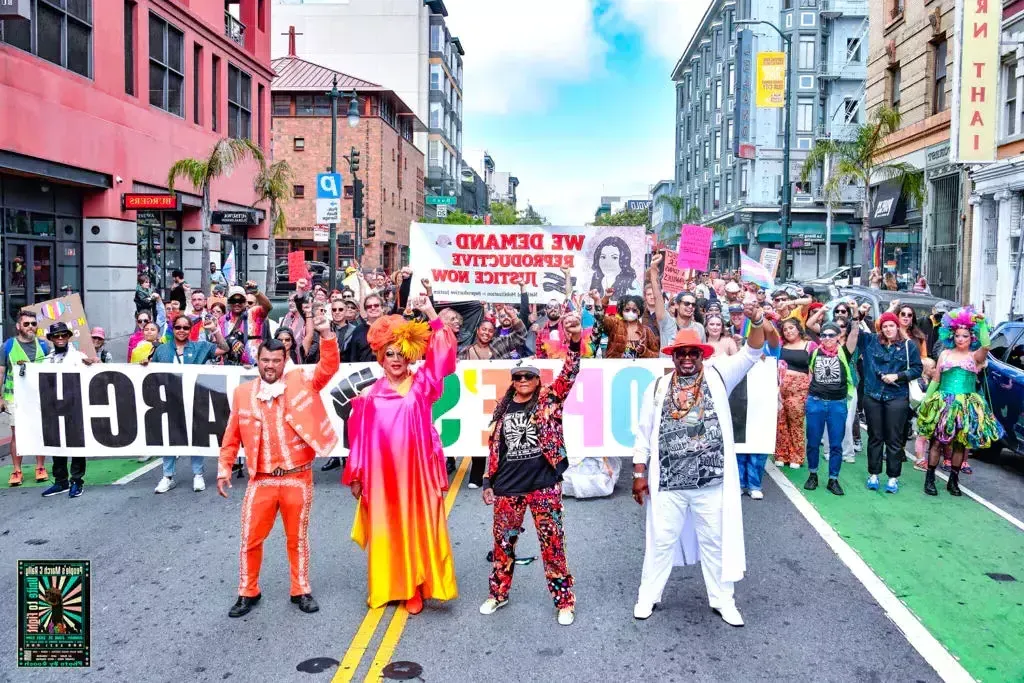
[
  {"x1": 805, "y1": 395, "x2": 848, "y2": 479},
  {"x1": 162, "y1": 456, "x2": 205, "y2": 478},
  {"x1": 736, "y1": 454, "x2": 768, "y2": 491}
]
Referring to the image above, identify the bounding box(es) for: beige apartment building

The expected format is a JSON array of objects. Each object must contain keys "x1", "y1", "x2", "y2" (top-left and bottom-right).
[{"x1": 865, "y1": 0, "x2": 966, "y2": 302}]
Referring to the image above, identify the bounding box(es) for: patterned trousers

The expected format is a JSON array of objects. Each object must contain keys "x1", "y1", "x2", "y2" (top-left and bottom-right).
[
  {"x1": 238, "y1": 470, "x2": 313, "y2": 597},
  {"x1": 775, "y1": 370, "x2": 811, "y2": 464},
  {"x1": 489, "y1": 485, "x2": 575, "y2": 609}
]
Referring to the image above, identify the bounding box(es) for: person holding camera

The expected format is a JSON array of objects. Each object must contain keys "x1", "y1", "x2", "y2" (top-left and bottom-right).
[{"x1": 219, "y1": 282, "x2": 272, "y2": 366}]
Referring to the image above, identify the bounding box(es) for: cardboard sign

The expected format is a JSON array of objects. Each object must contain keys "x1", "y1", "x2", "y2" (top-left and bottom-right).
[
  {"x1": 660, "y1": 250, "x2": 688, "y2": 295},
  {"x1": 677, "y1": 224, "x2": 713, "y2": 272},
  {"x1": 24, "y1": 294, "x2": 96, "y2": 358},
  {"x1": 287, "y1": 251, "x2": 310, "y2": 283},
  {"x1": 759, "y1": 248, "x2": 782, "y2": 278}
]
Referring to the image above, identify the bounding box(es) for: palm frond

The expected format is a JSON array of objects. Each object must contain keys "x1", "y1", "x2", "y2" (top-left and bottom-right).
[
  {"x1": 207, "y1": 137, "x2": 266, "y2": 180},
  {"x1": 800, "y1": 139, "x2": 839, "y2": 183},
  {"x1": 167, "y1": 158, "x2": 208, "y2": 193}
]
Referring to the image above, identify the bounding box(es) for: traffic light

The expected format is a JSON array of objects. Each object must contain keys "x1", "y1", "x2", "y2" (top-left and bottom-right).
[
  {"x1": 353, "y1": 179, "x2": 364, "y2": 219},
  {"x1": 366, "y1": 219, "x2": 376, "y2": 238},
  {"x1": 349, "y1": 147, "x2": 360, "y2": 173}
]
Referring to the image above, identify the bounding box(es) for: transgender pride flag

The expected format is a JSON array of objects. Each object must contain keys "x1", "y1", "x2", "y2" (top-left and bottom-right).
[
  {"x1": 222, "y1": 244, "x2": 236, "y2": 286},
  {"x1": 740, "y1": 249, "x2": 775, "y2": 289}
]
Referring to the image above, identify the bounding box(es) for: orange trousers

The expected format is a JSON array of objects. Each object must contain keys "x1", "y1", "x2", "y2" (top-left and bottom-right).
[{"x1": 238, "y1": 470, "x2": 313, "y2": 598}]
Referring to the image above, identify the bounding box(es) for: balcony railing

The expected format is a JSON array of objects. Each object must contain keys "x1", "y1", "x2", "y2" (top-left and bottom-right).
[
  {"x1": 225, "y1": 13, "x2": 245, "y2": 46},
  {"x1": 816, "y1": 122, "x2": 860, "y2": 142}
]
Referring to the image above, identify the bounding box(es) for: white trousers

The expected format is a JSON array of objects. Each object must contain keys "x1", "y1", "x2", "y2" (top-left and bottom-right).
[
  {"x1": 823, "y1": 393, "x2": 858, "y2": 460},
  {"x1": 637, "y1": 485, "x2": 734, "y2": 609}
]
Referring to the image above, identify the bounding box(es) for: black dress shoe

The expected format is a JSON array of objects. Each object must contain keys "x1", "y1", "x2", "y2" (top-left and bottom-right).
[
  {"x1": 320, "y1": 457, "x2": 341, "y2": 471},
  {"x1": 290, "y1": 593, "x2": 320, "y2": 613},
  {"x1": 228, "y1": 594, "x2": 261, "y2": 618},
  {"x1": 803, "y1": 473, "x2": 818, "y2": 491},
  {"x1": 923, "y1": 469, "x2": 938, "y2": 496},
  {"x1": 826, "y1": 478, "x2": 845, "y2": 496},
  {"x1": 946, "y1": 471, "x2": 962, "y2": 497}
]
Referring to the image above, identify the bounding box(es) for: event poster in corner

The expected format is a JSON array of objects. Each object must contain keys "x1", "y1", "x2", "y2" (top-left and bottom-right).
[
  {"x1": 408, "y1": 222, "x2": 647, "y2": 304},
  {"x1": 18, "y1": 560, "x2": 91, "y2": 668}
]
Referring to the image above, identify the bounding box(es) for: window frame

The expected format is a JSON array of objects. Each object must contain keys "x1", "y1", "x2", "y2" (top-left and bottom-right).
[
  {"x1": 932, "y1": 39, "x2": 947, "y2": 115},
  {"x1": 148, "y1": 12, "x2": 184, "y2": 117},
  {"x1": 797, "y1": 98, "x2": 814, "y2": 133},
  {"x1": 0, "y1": 0, "x2": 94, "y2": 78},
  {"x1": 798, "y1": 36, "x2": 815, "y2": 70},
  {"x1": 227, "y1": 63, "x2": 252, "y2": 140}
]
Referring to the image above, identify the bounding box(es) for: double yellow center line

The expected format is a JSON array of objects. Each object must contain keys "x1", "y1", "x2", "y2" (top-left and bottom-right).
[{"x1": 333, "y1": 457, "x2": 472, "y2": 682}]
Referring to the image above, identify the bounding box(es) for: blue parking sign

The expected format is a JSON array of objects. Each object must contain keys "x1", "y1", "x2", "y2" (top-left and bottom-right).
[{"x1": 316, "y1": 173, "x2": 343, "y2": 199}]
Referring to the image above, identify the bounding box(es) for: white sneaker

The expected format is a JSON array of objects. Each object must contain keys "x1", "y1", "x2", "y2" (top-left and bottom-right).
[
  {"x1": 557, "y1": 608, "x2": 575, "y2": 626},
  {"x1": 788, "y1": 462, "x2": 801, "y2": 469},
  {"x1": 154, "y1": 477, "x2": 176, "y2": 494},
  {"x1": 843, "y1": 455, "x2": 856, "y2": 464},
  {"x1": 193, "y1": 475, "x2": 206, "y2": 492},
  {"x1": 467, "y1": 483, "x2": 480, "y2": 489},
  {"x1": 137, "y1": 455, "x2": 151, "y2": 463},
  {"x1": 633, "y1": 602, "x2": 655, "y2": 620},
  {"x1": 774, "y1": 460, "x2": 784, "y2": 467},
  {"x1": 479, "y1": 598, "x2": 508, "y2": 615},
  {"x1": 750, "y1": 490, "x2": 764, "y2": 500},
  {"x1": 714, "y1": 604, "x2": 744, "y2": 627}
]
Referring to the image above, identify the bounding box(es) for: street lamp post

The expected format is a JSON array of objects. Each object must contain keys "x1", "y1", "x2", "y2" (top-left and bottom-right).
[
  {"x1": 737, "y1": 19, "x2": 793, "y2": 282},
  {"x1": 326, "y1": 74, "x2": 360, "y2": 292}
]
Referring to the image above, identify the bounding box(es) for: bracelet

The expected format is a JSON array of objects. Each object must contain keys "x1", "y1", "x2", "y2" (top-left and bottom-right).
[
  {"x1": 750, "y1": 317, "x2": 765, "y2": 327},
  {"x1": 632, "y1": 471, "x2": 647, "y2": 479}
]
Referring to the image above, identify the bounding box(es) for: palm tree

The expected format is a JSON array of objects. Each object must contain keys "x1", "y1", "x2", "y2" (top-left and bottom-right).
[
  {"x1": 167, "y1": 138, "x2": 265, "y2": 295},
  {"x1": 254, "y1": 160, "x2": 293, "y2": 296},
  {"x1": 800, "y1": 105, "x2": 925, "y2": 278},
  {"x1": 656, "y1": 194, "x2": 687, "y2": 243}
]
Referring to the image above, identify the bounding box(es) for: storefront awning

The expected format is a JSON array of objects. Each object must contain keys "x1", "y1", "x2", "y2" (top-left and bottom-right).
[
  {"x1": 712, "y1": 236, "x2": 727, "y2": 249},
  {"x1": 756, "y1": 221, "x2": 853, "y2": 242},
  {"x1": 726, "y1": 225, "x2": 748, "y2": 246},
  {"x1": 869, "y1": 179, "x2": 907, "y2": 228}
]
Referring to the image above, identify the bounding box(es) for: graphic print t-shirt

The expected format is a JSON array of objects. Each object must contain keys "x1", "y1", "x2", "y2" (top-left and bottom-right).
[
  {"x1": 809, "y1": 346, "x2": 850, "y2": 400},
  {"x1": 492, "y1": 401, "x2": 558, "y2": 496}
]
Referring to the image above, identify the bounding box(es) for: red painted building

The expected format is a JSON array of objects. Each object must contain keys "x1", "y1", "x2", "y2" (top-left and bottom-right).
[{"x1": 0, "y1": 0, "x2": 273, "y2": 341}]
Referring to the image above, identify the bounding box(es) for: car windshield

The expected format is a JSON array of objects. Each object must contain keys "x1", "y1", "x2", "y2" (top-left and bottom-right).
[{"x1": 819, "y1": 267, "x2": 847, "y2": 280}]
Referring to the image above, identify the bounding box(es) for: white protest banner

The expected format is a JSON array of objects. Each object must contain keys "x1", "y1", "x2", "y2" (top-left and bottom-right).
[
  {"x1": 408, "y1": 222, "x2": 648, "y2": 304},
  {"x1": 13, "y1": 358, "x2": 777, "y2": 458}
]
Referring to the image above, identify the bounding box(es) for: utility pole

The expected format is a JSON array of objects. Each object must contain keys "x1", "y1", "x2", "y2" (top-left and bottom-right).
[{"x1": 327, "y1": 74, "x2": 340, "y2": 292}]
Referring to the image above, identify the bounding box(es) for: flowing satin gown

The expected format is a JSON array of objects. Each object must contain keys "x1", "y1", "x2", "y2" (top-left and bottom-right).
[{"x1": 343, "y1": 323, "x2": 458, "y2": 608}]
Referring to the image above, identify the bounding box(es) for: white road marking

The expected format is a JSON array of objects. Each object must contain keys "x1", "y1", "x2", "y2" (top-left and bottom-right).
[
  {"x1": 113, "y1": 459, "x2": 162, "y2": 485},
  {"x1": 766, "y1": 462, "x2": 975, "y2": 683}
]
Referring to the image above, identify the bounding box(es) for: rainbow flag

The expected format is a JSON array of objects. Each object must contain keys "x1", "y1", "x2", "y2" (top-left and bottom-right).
[
  {"x1": 868, "y1": 229, "x2": 884, "y2": 270},
  {"x1": 740, "y1": 249, "x2": 774, "y2": 289}
]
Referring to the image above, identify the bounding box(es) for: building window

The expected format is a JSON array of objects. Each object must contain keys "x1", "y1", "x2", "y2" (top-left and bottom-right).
[
  {"x1": 313, "y1": 95, "x2": 331, "y2": 116},
  {"x1": 713, "y1": 181, "x2": 721, "y2": 208},
  {"x1": 273, "y1": 94, "x2": 291, "y2": 116},
  {"x1": 704, "y1": 92, "x2": 711, "y2": 114},
  {"x1": 429, "y1": 102, "x2": 441, "y2": 129},
  {"x1": 846, "y1": 37, "x2": 861, "y2": 63},
  {"x1": 797, "y1": 98, "x2": 813, "y2": 132},
  {"x1": 430, "y1": 24, "x2": 442, "y2": 52},
  {"x1": 725, "y1": 175, "x2": 733, "y2": 203},
  {"x1": 889, "y1": 0, "x2": 904, "y2": 20},
  {"x1": 430, "y1": 63, "x2": 442, "y2": 91},
  {"x1": 798, "y1": 36, "x2": 815, "y2": 70},
  {"x1": 295, "y1": 95, "x2": 313, "y2": 116},
  {"x1": 294, "y1": 137, "x2": 305, "y2": 151},
  {"x1": 293, "y1": 185, "x2": 305, "y2": 198},
  {"x1": 257, "y1": 84, "x2": 264, "y2": 147},
  {"x1": 0, "y1": 0, "x2": 93, "y2": 77},
  {"x1": 932, "y1": 39, "x2": 947, "y2": 115},
  {"x1": 124, "y1": 1, "x2": 135, "y2": 94},
  {"x1": 715, "y1": 79, "x2": 722, "y2": 109},
  {"x1": 193, "y1": 44, "x2": 202, "y2": 125},
  {"x1": 227, "y1": 64, "x2": 251, "y2": 139},
  {"x1": 726, "y1": 119, "x2": 734, "y2": 147},
  {"x1": 714, "y1": 131, "x2": 721, "y2": 157},
  {"x1": 727, "y1": 63, "x2": 735, "y2": 97},
  {"x1": 889, "y1": 66, "x2": 901, "y2": 112},
  {"x1": 1005, "y1": 62, "x2": 1018, "y2": 137},
  {"x1": 148, "y1": 13, "x2": 184, "y2": 116},
  {"x1": 843, "y1": 99, "x2": 859, "y2": 124},
  {"x1": 740, "y1": 164, "x2": 748, "y2": 197}
]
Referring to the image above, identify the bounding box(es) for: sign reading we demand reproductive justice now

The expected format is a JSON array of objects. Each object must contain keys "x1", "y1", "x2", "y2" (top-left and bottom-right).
[{"x1": 409, "y1": 223, "x2": 647, "y2": 304}]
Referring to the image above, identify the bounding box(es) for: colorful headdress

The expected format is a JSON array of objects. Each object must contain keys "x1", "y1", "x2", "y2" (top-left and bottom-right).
[
  {"x1": 367, "y1": 314, "x2": 431, "y2": 363},
  {"x1": 938, "y1": 306, "x2": 983, "y2": 350}
]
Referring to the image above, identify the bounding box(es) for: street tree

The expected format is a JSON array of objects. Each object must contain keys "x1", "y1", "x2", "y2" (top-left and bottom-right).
[
  {"x1": 592, "y1": 207, "x2": 651, "y2": 228},
  {"x1": 167, "y1": 138, "x2": 265, "y2": 294},
  {"x1": 656, "y1": 194, "x2": 687, "y2": 244},
  {"x1": 517, "y1": 204, "x2": 547, "y2": 225},
  {"x1": 254, "y1": 160, "x2": 293, "y2": 296},
  {"x1": 800, "y1": 105, "x2": 925, "y2": 278},
  {"x1": 488, "y1": 201, "x2": 518, "y2": 225}
]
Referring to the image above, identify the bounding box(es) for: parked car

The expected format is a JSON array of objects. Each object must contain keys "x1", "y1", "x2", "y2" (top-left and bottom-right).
[
  {"x1": 981, "y1": 321, "x2": 1024, "y2": 458},
  {"x1": 837, "y1": 286, "x2": 955, "y2": 331},
  {"x1": 274, "y1": 261, "x2": 330, "y2": 293},
  {"x1": 805, "y1": 264, "x2": 862, "y2": 288}
]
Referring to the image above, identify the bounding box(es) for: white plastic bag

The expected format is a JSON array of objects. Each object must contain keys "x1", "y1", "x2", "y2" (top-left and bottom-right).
[{"x1": 562, "y1": 457, "x2": 622, "y2": 498}]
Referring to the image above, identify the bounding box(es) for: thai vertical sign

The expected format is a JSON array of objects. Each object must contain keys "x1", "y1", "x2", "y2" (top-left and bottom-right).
[
  {"x1": 755, "y1": 52, "x2": 786, "y2": 108},
  {"x1": 951, "y1": 0, "x2": 1001, "y2": 162},
  {"x1": 734, "y1": 29, "x2": 755, "y2": 157}
]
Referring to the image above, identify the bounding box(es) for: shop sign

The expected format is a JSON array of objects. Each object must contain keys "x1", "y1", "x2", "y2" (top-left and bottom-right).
[
  {"x1": 0, "y1": 0, "x2": 31, "y2": 20},
  {"x1": 212, "y1": 210, "x2": 258, "y2": 225},
  {"x1": 951, "y1": 0, "x2": 1000, "y2": 163},
  {"x1": 755, "y1": 52, "x2": 786, "y2": 108},
  {"x1": 313, "y1": 225, "x2": 329, "y2": 243},
  {"x1": 122, "y1": 194, "x2": 178, "y2": 211}
]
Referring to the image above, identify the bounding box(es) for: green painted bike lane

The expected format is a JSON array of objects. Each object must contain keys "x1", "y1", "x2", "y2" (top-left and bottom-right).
[
  {"x1": 779, "y1": 446, "x2": 1024, "y2": 683},
  {"x1": 1, "y1": 458, "x2": 150, "y2": 489}
]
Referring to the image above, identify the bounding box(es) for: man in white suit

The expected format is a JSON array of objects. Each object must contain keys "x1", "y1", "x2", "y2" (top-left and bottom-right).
[{"x1": 631, "y1": 302, "x2": 768, "y2": 627}]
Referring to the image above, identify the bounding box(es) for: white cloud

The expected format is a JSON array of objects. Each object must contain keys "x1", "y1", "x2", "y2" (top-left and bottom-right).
[
  {"x1": 604, "y1": 0, "x2": 713, "y2": 64},
  {"x1": 442, "y1": 0, "x2": 608, "y2": 114}
]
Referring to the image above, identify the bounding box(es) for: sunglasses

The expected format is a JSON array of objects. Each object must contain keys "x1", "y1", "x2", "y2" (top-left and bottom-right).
[
  {"x1": 137, "y1": 318, "x2": 150, "y2": 324},
  {"x1": 366, "y1": 303, "x2": 382, "y2": 310},
  {"x1": 834, "y1": 309, "x2": 848, "y2": 315},
  {"x1": 899, "y1": 311, "x2": 914, "y2": 318},
  {"x1": 511, "y1": 373, "x2": 538, "y2": 382},
  {"x1": 52, "y1": 332, "x2": 72, "y2": 340},
  {"x1": 673, "y1": 348, "x2": 703, "y2": 359},
  {"x1": 21, "y1": 321, "x2": 38, "y2": 327},
  {"x1": 228, "y1": 297, "x2": 245, "y2": 304},
  {"x1": 680, "y1": 300, "x2": 696, "y2": 307},
  {"x1": 331, "y1": 307, "x2": 345, "y2": 312},
  {"x1": 173, "y1": 325, "x2": 191, "y2": 331}
]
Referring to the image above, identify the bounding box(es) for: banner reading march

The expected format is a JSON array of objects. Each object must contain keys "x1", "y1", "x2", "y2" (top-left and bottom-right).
[
  {"x1": 408, "y1": 223, "x2": 648, "y2": 304},
  {"x1": 12, "y1": 359, "x2": 777, "y2": 459}
]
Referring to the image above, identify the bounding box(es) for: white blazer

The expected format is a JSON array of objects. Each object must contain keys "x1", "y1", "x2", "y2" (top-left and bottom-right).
[{"x1": 632, "y1": 344, "x2": 761, "y2": 584}]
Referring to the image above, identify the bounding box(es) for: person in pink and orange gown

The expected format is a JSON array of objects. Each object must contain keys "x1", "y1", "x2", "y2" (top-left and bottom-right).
[{"x1": 343, "y1": 296, "x2": 458, "y2": 614}]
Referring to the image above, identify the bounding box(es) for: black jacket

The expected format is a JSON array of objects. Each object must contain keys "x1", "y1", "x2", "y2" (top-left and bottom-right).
[{"x1": 344, "y1": 320, "x2": 375, "y2": 363}]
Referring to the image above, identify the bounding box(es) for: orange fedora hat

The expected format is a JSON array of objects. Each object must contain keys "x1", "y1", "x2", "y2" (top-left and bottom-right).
[{"x1": 661, "y1": 327, "x2": 715, "y2": 359}]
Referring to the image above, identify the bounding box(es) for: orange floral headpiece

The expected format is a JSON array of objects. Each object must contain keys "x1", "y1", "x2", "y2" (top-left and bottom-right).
[{"x1": 367, "y1": 314, "x2": 431, "y2": 363}]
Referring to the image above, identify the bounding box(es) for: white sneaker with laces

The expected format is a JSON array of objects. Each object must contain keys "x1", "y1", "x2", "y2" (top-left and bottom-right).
[
  {"x1": 154, "y1": 477, "x2": 176, "y2": 494},
  {"x1": 467, "y1": 483, "x2": 480, "y2": 489},
  {"x1": 843, "y1": 455, "x2": 856, "y2": 463},
  {"x1": 557, "y1": 608, "x2": 575, "y2": 626},
  {"x1": 774, "y1": 459, "x2": 784, "y2": 467},
  {"x1": 193, "y1": 475, "x2": 206, "y2": 492},
  {"x1": 750, "y1": 490, "x2": 764, "y2": 500},
  {"x1": 788, "y1": 462, "x2": 800, "y2": 469},
  {"x1": 633, "y1": 602, "x2": 655, "y2": 620},
  {"x1": 479, "y1": 598, "x2": 508, "y2": 615},
  {"x1": 714, "y1": 604, "x2": 744, "y2": 627}
]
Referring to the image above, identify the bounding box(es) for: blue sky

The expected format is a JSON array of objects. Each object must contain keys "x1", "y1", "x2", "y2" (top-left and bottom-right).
[{"x1": 443, "y1": 0, "x2": 711, "y2": 225}]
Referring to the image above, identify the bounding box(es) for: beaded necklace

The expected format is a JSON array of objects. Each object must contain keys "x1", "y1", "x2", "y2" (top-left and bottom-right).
[{"x1": 669, "y1": 370, "x2": 705, "y2": 421}]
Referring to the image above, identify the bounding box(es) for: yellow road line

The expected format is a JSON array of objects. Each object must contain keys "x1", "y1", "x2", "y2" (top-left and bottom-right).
[
  {"x1": 362, "y1": 457, "x2": 472, "y2": 682},
  {"x1": 332, "y1": 606, "x2": 388, "y2": 683}
]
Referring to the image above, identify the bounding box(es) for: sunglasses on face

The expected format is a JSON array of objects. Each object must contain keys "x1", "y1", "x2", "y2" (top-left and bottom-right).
[
  {"x1": 52, "y1": 333, "x2": 72, "y2": 340},
  {"x1": 366, "y1": 303, "x2": 382, "y2": 310},
  {"x1": 680, "y1": 300, "x2": 695, "y2": 307},
  {"x1": 834, "y1": 309, "x2": 848, "y2": 315},
  {"x1": 137, "y1": 318, "x2": 150, "y2": 324},
  {"x1": 511, "y1": 373, "x2": 538, "y2": 382},
  {"x1": 229, "y1": 298, "x2": 245, "y2": 305},
  {"x1": 899, "y1": 311, "x2": 914, "y2": 318},
  {"x1": 331, "y1": 307, "x2": 345, "y2": 313},
  {"x1": 173, "y1": 325, "x2": 191, "y2": 331},
  {"x1": 673, "y1": 348, "x2": 702, "y2": 360},
  {"x1": 21, "y1": 321, "x2": 38, "y2": 327}
]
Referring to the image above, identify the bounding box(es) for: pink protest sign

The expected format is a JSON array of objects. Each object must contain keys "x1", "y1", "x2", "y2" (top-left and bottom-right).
[
  {"x1": 677, "y1": 224, "x2": 713, "y2": 271},
  {"x1": 660, "y1": 250, "x2": 688, "y2": 295}
]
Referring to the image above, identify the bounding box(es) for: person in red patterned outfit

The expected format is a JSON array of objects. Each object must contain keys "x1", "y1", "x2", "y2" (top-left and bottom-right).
[
  {"x1": 217, "y1": 311, "x2": 338, "y2": 618},
  {"x1": 479, "y1": 312, "x2": 583, "y2": 626}
]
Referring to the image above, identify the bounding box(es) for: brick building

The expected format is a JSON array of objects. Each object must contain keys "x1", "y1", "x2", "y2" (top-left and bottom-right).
[
  {"x1": 271, "y1": 51, "x2": 425, "y2": 273},
  {"x1": 0, "y1": 0, "x2": 274, "y2": 341}
]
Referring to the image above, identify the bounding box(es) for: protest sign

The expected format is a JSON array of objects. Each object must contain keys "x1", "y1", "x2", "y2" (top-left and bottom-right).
[
  {"x1": 24, "y1": 294, "x2": 96, "y2": 358},
  {"x1": 677, "y1": 224, "x2": 713, "y2": 271},
  {"x1": 13, "y1": 357, "x2": 777, "y2": 459},
  {"x1": 759, "y1": 248, "x2": 782, "y2": 278},
  {"x1": 287, "y1": 251, "x2": 309, "y2": 283},
  {"x1": 408, "y1": 223, "x2": 647, "y2": 304},
  {"x1": 659, "y1": 250, "x2": 688, "y2": 295}
]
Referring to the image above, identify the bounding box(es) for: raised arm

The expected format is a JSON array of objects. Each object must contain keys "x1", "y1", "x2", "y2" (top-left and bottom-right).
[
  {"x1": 546, "y1": 312, "x2": 584, "y2": 403},
  {"x1": 973, "y1": 316, "x2": 992, "y2": 366},
  {"x1": 647, "y1": 253, "x2": 668, "y2": 322},
  {"x1": 310, "y1": 311, "x2": 339, "y2": 391},
  {"x1": 411, "y1": 296, "x2": 456, "y2": 402},
  {"x1": 489, "y1": 317, "x2": 527, "y2": 359}
]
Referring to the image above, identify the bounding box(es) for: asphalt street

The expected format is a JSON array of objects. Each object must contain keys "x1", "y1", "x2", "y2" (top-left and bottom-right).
[{"x1": 2, "y1": 454, "x2": 999, "y2": 683}]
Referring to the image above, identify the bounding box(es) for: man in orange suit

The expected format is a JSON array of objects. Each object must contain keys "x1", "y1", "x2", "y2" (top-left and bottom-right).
[{"x1": 218, "y1": 312, "x2": 338, "y2": 618}]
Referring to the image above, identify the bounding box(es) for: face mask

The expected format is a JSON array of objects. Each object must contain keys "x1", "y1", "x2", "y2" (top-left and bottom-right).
[{"x1": 623, "y1": 311, "x2": 639, "y2": 322}]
